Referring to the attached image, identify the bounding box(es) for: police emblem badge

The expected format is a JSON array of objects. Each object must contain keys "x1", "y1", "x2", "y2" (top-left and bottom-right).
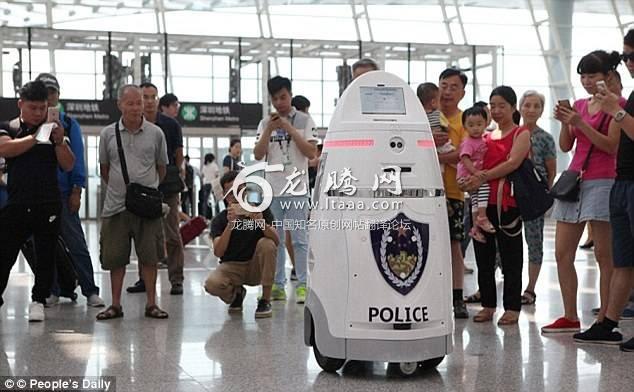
[{"x1": 370, "y1": 213, "x2": 429, "y2": 295}]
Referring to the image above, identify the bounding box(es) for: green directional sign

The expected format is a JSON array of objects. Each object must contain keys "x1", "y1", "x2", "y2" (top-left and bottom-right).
[{"x1": 181, "y1": 104, "x2": 198, "y2": 122}]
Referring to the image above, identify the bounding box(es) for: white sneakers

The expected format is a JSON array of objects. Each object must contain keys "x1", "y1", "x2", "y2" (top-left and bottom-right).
[
  {"x1": 29, "y1": 294, "x2": 105, "y2": 322},
  {"x1": 87, "y1": 294, "x2": 105, "y2": 308},
  {"x1": 29, "y1": 302, "x2": 45, "y2": 322}
]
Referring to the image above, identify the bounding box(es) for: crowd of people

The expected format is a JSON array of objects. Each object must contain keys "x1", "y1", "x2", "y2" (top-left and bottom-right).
[{"x1": 1, "y1": 31, "x2": 634, "y2": 355}]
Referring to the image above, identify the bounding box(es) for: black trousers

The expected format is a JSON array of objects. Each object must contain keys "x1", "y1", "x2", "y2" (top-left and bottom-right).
[
  {"x1": 473, "y1": 205, "x2": 523, "y2": 312},
  {"x1": 181, "y1": 190, "x2": 193, "y2": 216},
  {"x1": 0, "y1": 203, "x2": 61, "y2": 306}
]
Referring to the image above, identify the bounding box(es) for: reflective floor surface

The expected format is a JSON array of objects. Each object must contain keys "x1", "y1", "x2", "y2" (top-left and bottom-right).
[{"x1": 0, "y1": 220, "x2": 633, "y2": 391}]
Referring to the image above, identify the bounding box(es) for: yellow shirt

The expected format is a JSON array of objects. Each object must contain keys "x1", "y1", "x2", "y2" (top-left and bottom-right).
[{"x1": 441, "y1": 110, "x2": 465, "y2": 201}]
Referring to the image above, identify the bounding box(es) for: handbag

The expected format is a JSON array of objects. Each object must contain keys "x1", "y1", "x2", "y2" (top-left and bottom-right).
[
  {"x1": 159, "y1": 164, "x2": 185, "y2": 195},
  {"x1": 550, "y1": 113, "x2": 608, "y2": 202},
  {"x1": 496, "y1": 127, "x2": 554, "y2": 236},
  {"x1": 507, "y1": 158, "x2": 553, "y2": 221},
  {"x1": 115, "y1": 122, "x2": 164, "y2": 219}
]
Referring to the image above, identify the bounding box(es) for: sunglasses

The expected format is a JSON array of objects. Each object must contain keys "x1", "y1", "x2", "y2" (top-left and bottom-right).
[{"x1": 622, "y1": 53, "x2": 634, "y2": 62}]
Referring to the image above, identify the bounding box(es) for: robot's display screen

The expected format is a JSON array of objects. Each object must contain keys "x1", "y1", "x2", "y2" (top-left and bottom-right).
[{"x1": 359, "y1": 86, "x2": 406, "y2": 115}]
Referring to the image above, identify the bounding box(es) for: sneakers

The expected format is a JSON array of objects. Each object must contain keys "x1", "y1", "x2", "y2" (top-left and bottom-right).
[
  {"x1": 229, "y1": 286, "x2": 246, "y2": 313},
  {"x1": 573, "y1": 322, "x2": 623, "y2": 345},
  {"x1": 126, "y1": 280, "x2": 146, "y2": 293},
  {"x1": 620, "y1": 337, "x2": 634, "y2": 352},
  {"x1": 271, "y1": 284, "x2": 287, "y2": 301},
  {"x1": 255, "y1": 298, "x2": 272, "y2": 318},
  {"x1": 45, "y1": 295, "x2": 59, "y2": 307},
  {"x1": 170, "y1": 283, "x2": 184, "y2": 295},
  {"x1": 296, "y1": 285, "x2": 307, "y2": 304},
  {"x1": 87, "y1": 294, "x2": 105, "y2": 308},
  {"x1": 29, "y1": 302, "x2": 45, "y2": 322},
  {"x1": 290, "y1": 269, "x2": 298, "y2": 281},
  {"x1": 541, "y1": 317, "x2": 580, "y2": 334},
  {"x1": 453, "y1": 299, "x2": 469, "y2": 319}
]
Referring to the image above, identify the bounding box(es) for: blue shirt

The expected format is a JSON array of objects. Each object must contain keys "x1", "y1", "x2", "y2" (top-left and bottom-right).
[{"x1": 57, "y1": 113, "x2": 86, "y2": 197}]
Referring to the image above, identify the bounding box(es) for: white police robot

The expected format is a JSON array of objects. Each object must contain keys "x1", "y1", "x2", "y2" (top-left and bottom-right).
[{"x1": 304, "y1": 71, "x2": 453, "y2": 376}]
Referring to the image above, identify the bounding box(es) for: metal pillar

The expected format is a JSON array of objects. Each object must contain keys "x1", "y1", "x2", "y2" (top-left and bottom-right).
[
  {"x1": 439, "y1": 0, "x2": 455, "y2": 44},
  {"x1": 255, "y1": 0, "x2": 273, "y2": 38},
  {"x1": 45, "y1": 1, "x2": 56, "y2": 74},
  {"x1": 163, "y1": 32, "x2": 169, "y2": 93},
  {"x1": 27, "y1": 27, "x2": 32, "y2": 79},
  {"x1": 106, "y1": 32, "x2": 113, "y2": 99},
  {"x1": 440, "y1": 0, "x2": 479, "y2": 97},
  {"x1": 0, "y1": 36, "x2": 3, "y2": 95},
  {"x1": 609, "y1": 0, "x2": 627, "y2": 36},
  {"x1": 133, "y1": 37, "x2": 142, "y2": 84},
  {"x1": 526, "y1": 0, "x2": 575, "y2": 103},
  {"x1": 261, "y1": 58, "x2": 270, "y2": 116},
  {"x1": 350, "y1": 0, "x2": 374, "y2": 42},
  {"x1": 255, "y1": 0, "x2": 277, "y2": 77}
]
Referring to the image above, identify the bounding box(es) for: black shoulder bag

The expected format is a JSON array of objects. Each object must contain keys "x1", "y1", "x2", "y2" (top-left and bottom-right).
[
  {"x1": 550, "y1": 113, "x2": 608, "y2": 202},
  {"x1": 506, "y1": 127, "x2": 554, "y2": 222},
  {"x1": 115, "y1": 122, "x2": 164, "y2": 219}
]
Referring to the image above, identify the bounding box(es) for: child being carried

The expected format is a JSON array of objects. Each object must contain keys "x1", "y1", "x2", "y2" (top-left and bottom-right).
[{"x1": 457, "y1": 105, "x2": 496, "y2": 242}]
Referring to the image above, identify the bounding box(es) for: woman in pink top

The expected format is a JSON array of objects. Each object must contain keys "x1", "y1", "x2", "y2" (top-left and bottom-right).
[{"x1": 542, "y1": 50, "x2": 626, "y2": 335}]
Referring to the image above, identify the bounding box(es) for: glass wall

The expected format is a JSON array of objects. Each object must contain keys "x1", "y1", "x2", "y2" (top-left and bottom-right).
[{"x1": 3, "y1": 3, "x2": 633, "y2": 174}]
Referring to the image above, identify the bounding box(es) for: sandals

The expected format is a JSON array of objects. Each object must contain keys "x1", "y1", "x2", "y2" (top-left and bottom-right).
[
  {"x1": 521, "y1": 290, "x2": 536, "y2": 305},
  {"x1": 473, "y1": 308, "x2": 495, "y2": 323},
  {"x1": 464, "y1": 291, "x2": 481, "y2": 303},
  {"x1": 96, "y1": 305, "x2": 124, "y2": 321},
  {"x1": 475, "y1": 215, "x2": 496, "y2": 234},
  {"x1": 497, "y1": 311, "x2": 520, "y2": 326},
  {"x1": 145, "y1": 305, "x2": 169, "y2": 319}
]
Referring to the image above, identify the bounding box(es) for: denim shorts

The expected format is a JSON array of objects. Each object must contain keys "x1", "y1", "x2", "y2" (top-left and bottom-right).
[
  {"x1": 551, "y1": 179, "x2": 614, "y2": 223},
  {"x1": 610, "y1": 180, "x2": 634, "y2": 268}
]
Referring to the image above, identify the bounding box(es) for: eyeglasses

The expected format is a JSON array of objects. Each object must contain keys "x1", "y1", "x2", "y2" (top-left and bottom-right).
[{"x1": 621, "y1": 53, "x2": 634, "y2": 63}]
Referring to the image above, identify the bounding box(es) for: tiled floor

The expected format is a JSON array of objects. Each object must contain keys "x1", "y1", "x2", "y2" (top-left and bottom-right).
[{"x1": 0, "y1": 220, "x2": 633, "y2": 392}]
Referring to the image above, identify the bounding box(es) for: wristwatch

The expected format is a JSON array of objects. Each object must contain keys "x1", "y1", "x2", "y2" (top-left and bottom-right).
[{"x1": 614, "y1": 109, "x2": 627, "y2": 123}]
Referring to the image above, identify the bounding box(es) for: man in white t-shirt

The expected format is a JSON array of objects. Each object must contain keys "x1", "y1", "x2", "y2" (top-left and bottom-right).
[{"x1": 254, "y1": 76, "x2": 318, "y2": 304}]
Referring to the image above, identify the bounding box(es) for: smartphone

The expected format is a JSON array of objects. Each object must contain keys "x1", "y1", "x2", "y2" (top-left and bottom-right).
[
  {"x1": 557, "y1": 99, "x2": 572, "y2": 109},
  {"x1": 247, "y1": 190, "x2": 262, "y2": 205},
  {"x1": 47, "y1": 107, "x2": 59, "y2": 123},
  {"x1": 596, "y1": 80, "x2": 607, "y2": 91}
]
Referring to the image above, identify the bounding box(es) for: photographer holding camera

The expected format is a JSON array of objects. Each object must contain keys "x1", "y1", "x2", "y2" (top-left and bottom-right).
[{"x1": 204, "y1": 170, "x2": 279, "y2": 318}]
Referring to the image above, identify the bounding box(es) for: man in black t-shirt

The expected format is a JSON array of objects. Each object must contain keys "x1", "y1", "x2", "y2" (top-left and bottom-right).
[
  {"x1": 204, "y1": 171, "x2": 278, "y2": 318},
  {"x1": 0, "y1": 81, "x2": 75, "y2": 322}
]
